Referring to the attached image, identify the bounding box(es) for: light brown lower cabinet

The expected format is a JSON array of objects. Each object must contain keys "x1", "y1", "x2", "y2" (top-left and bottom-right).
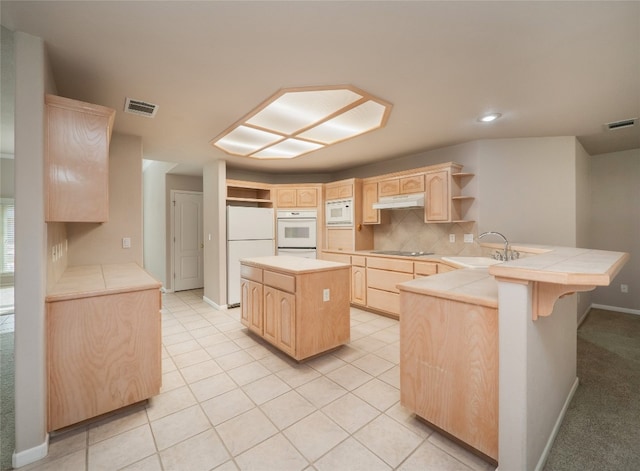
[
  {"x1": 47, "y1": 288, "x2": 161, "y2": 431},
  {"x1": 400, "y1": 291, "x2": 498, "y2": 461},
  {"x1": 240, "y1": 259, "x2": 350, "y2": 361},
  {"x1": 351, "y1": 266, "x2": 367, "y2": 306}
]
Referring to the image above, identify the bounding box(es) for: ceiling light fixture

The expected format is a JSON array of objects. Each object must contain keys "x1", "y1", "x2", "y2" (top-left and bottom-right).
[
  {"x1": 211, "y1": 85, "x2": 392, "y2": 160},
  {"x1": 478, "y1": 112, "x2": 502, "y2": 123}
]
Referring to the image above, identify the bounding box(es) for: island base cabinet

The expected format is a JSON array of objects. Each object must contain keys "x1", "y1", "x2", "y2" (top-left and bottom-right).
[
  {"x1": 400, "y1": 291, "x2": 498, "y2": 461},
  {"x1": 263, "y1": 286, "x2": 296, "y2": 357},
  {"x1": 47, "y1": 288, "x2": 161, "y2": 432}
]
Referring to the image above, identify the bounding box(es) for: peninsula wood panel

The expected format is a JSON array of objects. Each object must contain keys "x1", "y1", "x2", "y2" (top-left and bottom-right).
[
  {"x1": 400, "y1": 292, "x2": 498, "y2": 460},
  {"x1": 47, "y1": 288, "x2": 160, "y2": 431},
  {"x1": 295, "y1": 268, "x2": 350, "y2": 360}
]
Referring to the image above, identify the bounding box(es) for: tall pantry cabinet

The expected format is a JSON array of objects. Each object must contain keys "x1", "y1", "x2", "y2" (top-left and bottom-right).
[{"x1": 45, "y1": 94, "x2": 115, "y2": 222}]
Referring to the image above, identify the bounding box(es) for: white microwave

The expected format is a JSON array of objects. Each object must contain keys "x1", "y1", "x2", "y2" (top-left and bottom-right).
[{"x1": 326, "y1": 199, "x2": 353, "y2": 226}]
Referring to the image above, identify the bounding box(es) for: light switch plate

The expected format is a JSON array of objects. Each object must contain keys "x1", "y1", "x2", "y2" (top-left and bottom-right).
[
  {"x1": 449, "y1": 234, "x2": 455, "y2": 243},
  {"x1": 122, "y1": 237, "x2": 131, "y2": 249},
  {"x1": 323, "y1": 289, "x2": 330, "y2": 302},
  {"x1": 464, "y1": 234, "x2": 474, "y2": 243}
]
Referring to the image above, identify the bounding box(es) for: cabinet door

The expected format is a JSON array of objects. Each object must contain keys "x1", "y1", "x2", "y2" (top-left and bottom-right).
[
  {"x1": 351, "y1": 266, "x2": 366, "y2": 305},
  {"x1": 362, "y1": 181, "x2": 380, "y2": 224},
  {"x1": 378, "y1": 179, "x2": 400, "y2": 197},
  {"x1": 296, "y1": 188, "x2": 317, "y2": 207},
  {"x1": 240, "y1": 279, "x2": 251, "y2": 327},
  {"x1": 326, "y1": 228, "x2": 353, "y2": 251},
  {"x1": 276, "y1": 290, "x2": 296, "y2": 356},
  {"x1": 263, "y1": 286, "x2": 278, "y2": 344},
  {"x1": 262, "y1": 286, "x2": 296, "y2": 356},
  {"x1": 276, "y1": 188, "x2": 297, "y2": 207},
  {"x1": 240, "y1": 279, "x2": 263, "y2": 335},
  {"x1": 425, "y1": 170, "x2": 450, "y2": 222},
  {"x1": 400, "y1": 175, "x2": 425, "y2": 194},
  {"x1": 46, "y1": 95, "x2": 114, "y2": 222}
]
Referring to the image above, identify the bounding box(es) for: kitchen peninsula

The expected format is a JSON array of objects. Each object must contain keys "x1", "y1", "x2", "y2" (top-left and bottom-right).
[
  {"x1": 239, "y1": 255, "x2": 351, "y2": 361},
  {"x1": 46, "y1": 262, "x2": 162, "y2": 431},
  {"x1": 397, "y1": 245, "x2": 629, "y2": 470}
]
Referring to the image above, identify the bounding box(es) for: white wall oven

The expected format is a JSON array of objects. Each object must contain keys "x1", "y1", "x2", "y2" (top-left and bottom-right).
[
  {"x1": 276, "y1": 210, "x2": 317, "y2": 259},
  {"x1": 325, "y1": 198, "x2": 353, "y2": 226}
]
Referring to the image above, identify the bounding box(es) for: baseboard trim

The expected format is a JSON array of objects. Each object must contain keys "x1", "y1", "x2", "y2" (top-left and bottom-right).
[
  {"x1": 577, "y1": 304, "x2": 592, "y2": 326},
  {"x1": 203, "y1": 296, "x2": 226, "y2": 311},
  {"x1": 591, "y1": 303, "x2": 640, "y2": 316},
  {"x1": 535, "y1": 377, "x2": 579, "y2": 471},
  {"x1": 13, "y1": 434, "x2": 49, "y2": 468}
]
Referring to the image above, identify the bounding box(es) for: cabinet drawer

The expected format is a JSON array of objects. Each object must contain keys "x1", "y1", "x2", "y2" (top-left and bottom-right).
[
  {"x1": 351, "y1": 255, "x2": 366, "y2": 267},
  {"x1": 240, "y1": 265, "x2": 263, "y2": 282},
  {"x1": 367, "y1": 268, "x2": 414, "y2": 294},
  {"x1": 367, "y1": 288, "x2": 400, "y2": 315},
  {"x1": 414, "y1": 261, "x2": 437, "y2": 276},
  {"x1": 322, "y1": 252, "x2": 352, "y2": 264},
  {"x1": 263, "y1": 270, "x2": 295, "y2": 293},
  {"x1": 366, "y1": 257, "x2": 414, "y2": 273}
]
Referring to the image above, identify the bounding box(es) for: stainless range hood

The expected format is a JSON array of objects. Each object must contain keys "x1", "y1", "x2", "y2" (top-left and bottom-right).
[{"x1": 372, "y1": 192, "x2": 425, "y2": 210}]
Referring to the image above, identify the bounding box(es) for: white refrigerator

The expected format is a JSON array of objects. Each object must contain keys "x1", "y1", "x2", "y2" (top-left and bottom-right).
[{"x1": 227, "y1": 206, "x2": 275, "y2": 307}]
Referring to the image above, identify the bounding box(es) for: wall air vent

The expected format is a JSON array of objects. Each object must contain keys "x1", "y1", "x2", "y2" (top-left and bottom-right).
[
  {"x1": 124, "y1": 98, "x2": 158, "y2": 118},
  {"x1": 604, "y1": 118, "x2": 637, "y2": 131}
]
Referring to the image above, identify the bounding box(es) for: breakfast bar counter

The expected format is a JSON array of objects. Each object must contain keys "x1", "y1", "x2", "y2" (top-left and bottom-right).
[
  {"x1": 239, "y1": 255, "x2": 351, "y2": 361},
  {"x1": 396, "y1": 245, "x2": 629, "y2": 469}
]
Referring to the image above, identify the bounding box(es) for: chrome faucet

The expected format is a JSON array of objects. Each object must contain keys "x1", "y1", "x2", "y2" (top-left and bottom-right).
[{"x1": 478, "y1": 231, "x2": 519, "y2": 261}]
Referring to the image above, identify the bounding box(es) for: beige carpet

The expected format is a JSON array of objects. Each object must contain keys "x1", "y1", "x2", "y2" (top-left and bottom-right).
[
  {"x1": 0, "y1": 330, "x2": 14, "y2": 471},
  {"x1": 544, "y1": 309, "x2": 640, "y2": 470}
]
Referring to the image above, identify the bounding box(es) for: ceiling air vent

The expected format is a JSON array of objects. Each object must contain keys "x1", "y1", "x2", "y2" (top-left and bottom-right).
[
  {"x1": 124, "y1": 98, "x2": 158, "y2": 118},
  {"x1": 604, "y1": 118, "x2": 637, "y2": 131}
]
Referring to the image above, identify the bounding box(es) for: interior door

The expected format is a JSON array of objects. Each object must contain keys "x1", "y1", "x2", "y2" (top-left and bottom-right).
[{"x1": 173, "y1": 191, "x2": 204, "y2": 291}]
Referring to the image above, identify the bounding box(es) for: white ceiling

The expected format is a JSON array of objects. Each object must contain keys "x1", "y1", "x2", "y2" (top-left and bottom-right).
[{"x1": 1, "y1": 1, "x2": 639, "y2": 174}]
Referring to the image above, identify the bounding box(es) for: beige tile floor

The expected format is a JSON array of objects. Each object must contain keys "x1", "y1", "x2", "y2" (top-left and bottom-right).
[{"x1": 21, "y1": 289, "x2": 496, "y2": 471}]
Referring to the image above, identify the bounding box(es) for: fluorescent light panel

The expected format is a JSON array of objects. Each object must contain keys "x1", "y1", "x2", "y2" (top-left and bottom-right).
[{"x1": 211, "y1": 85, "x2": 391, "y2": 159}]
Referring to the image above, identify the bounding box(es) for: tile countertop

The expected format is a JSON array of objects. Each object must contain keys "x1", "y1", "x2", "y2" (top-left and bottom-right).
[
  {"x1": 397, "y1": 244, "x2": 629, "y2": 306},
  {"x1": 46, "y1": 262, "x2": 162, "y2": 302},
  {"x1": 240, "y1": 255, "x2": 350, "y2": 275}
]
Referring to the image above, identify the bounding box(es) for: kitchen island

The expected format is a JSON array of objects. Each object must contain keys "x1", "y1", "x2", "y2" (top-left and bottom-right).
[
  {"x1": 46, "y1": 262, "x2": 162, "y2": 431},
  {"x1": 239, "y1": 255, "x2": 351, "y2": 361},
  {"x1": 397, "y1": 245, "x2": 629, "y2": 470}
]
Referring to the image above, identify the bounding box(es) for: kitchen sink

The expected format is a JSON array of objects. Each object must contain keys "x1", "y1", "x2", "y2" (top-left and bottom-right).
[
  {"x1": 441, "y1": 256, "x2": 501, "y2": 268},
  {"x1": 371, "y1": 250, "x2": 434, "y2": 257}
]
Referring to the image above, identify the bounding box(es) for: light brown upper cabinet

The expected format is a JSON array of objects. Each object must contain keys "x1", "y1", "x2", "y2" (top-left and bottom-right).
[
  {"x1": 425, "y1": 169, "x2": 450, "y2": 222},
  {"x1": 45, "y1": 94, "x2": 115, "y2": 223},
  {"x1": 276, "y1": 187, "x2": 318, "y2": 208},
  {"x1": 362, "y1": 181, "x2": 381, "y2": 224},
  {"x1": 378, "y1": 174, "x2": 425, "y2": 197},
  {"x1": 325, "y1": 181, "x2": 353, "y2": 201},
  {"x1": 425, "y1": 164, "x2": 475, "y2": 223}
]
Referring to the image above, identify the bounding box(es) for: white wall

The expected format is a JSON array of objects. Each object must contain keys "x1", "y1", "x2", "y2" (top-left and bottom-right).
[
  {"x1": 143, "y1": 160, "x2": 176, "y2": 287},
  {"x1": 476, "y1": 137, "x2": 578, "y2": 246},
  {"x1": 66, "y1": 133, "x2": 144, "y2": 266},
  {"x1": 203, "y1": 160, "x2": 226, "y2": 307},
  {"x1": 13, "y1": 30, "x2": 56, "y2": 466},
  {"x1": 590, "y1": 148, "x2": 640, "y2": 311},
  {"x1": 575, "y1": 140, "x2": 592, "y2": 318}
]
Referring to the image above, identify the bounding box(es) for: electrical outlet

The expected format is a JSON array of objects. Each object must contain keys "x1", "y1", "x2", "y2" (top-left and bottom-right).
[
  {"x1": 122, "y1": 237, "x2": 131, "y2": 249},
  {"x1": 323, "y1": 288, "x2": 330, "y2": 302},
  {"x1": 464, "y1": 233, "x2": 474, "y2": 243},
  {"x1": 621, "y1": 284, "x2": 629, "y2": 293},
  {"x1": 449, "y1": 234, "x2": 456, "y2": 243}
]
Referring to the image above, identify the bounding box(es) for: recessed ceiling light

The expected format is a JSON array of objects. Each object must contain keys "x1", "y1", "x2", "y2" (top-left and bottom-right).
[
  {"x1": 478, "y1": 112, "x2": 502, "y2": 123},
  {"x1": 211, "y1": 85, "x2": 392, "y2": 160}
]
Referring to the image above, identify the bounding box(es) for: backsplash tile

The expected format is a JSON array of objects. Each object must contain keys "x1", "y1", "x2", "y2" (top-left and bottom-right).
[{"x1": 372, "y1": 209, "x2": 481, "y2": 256}]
